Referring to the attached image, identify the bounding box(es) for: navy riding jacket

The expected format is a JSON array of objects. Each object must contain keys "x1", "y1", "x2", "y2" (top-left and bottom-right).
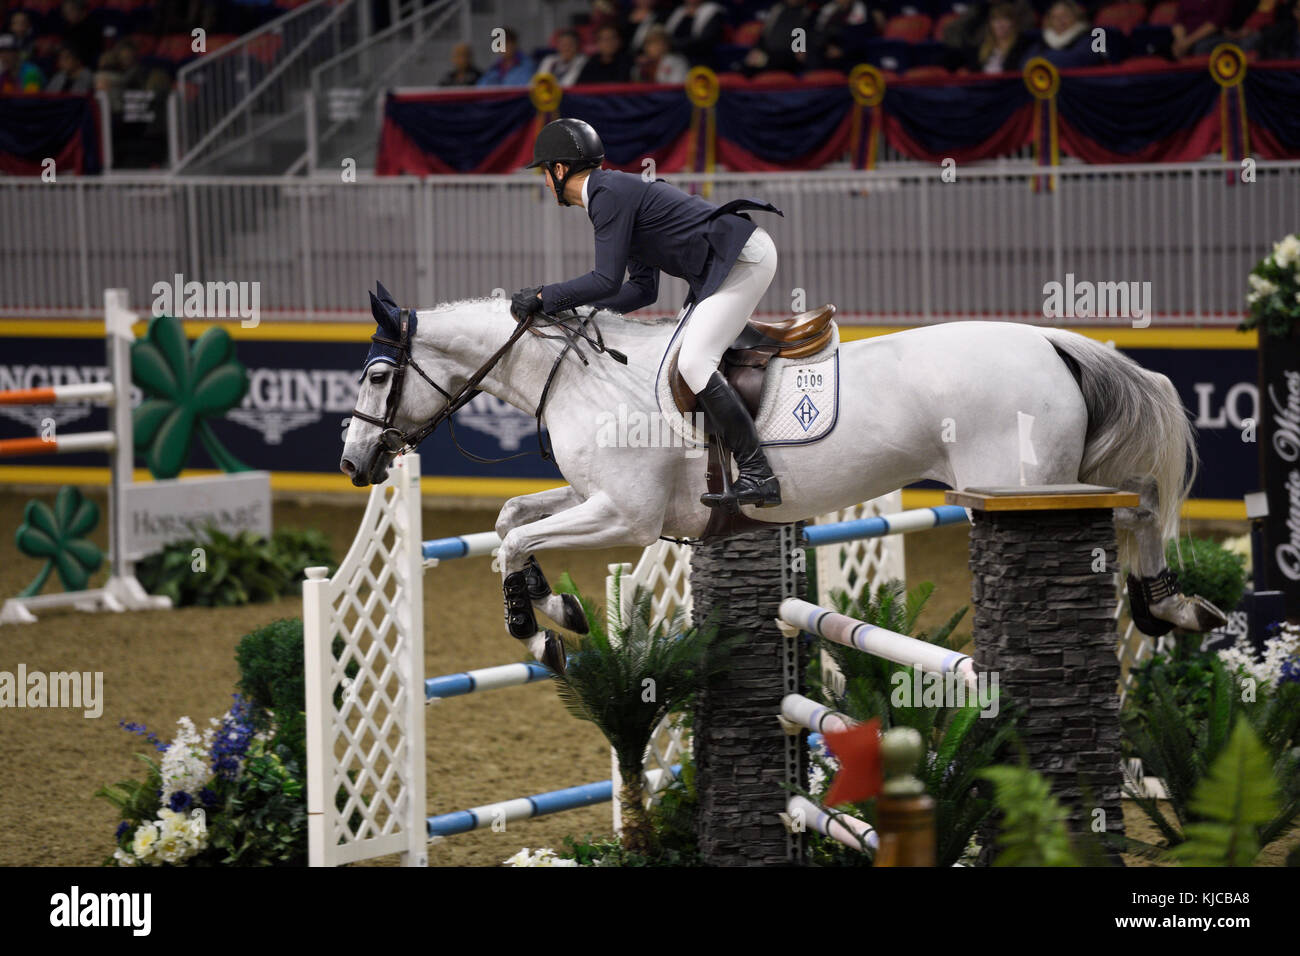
[{"x1": 540, "y1": 168, "x2": 781, "y2": 315}]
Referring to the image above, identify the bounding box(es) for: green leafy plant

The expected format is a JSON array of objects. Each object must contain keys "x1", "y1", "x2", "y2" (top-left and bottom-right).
[
  {"x1": 1128, "y1": 648, "x2": 1219, "y2": 729},
  {"x1": 980, "y1": 764, "x2": 1081, "y2": 866},
  {"x1": 98, "y1": 617, "x2": 318, "y2": 867},
  {"x1": 1121, "y1": 655, "x2": 1300, "y2": 856},
  {"x1": 132, "y1": 313, "x2": 251, "y2": 478},
  {"x1": 1171, "y1": 716, "x2": 1281, "y2": 866},
  {"x1": 802, "y1": 581, "x2": 1019, "y2": 867},
  {"x1": 134, "y1": 527, "x2": 334, "y2": 607},
  {"x1": 1239, "y1": 234, "x2": 1300, "y2": 336},
  {"x1": 1164, "y1": 537, "x2": 1247, "y2": 633},
  {"x1": 554, "y1": 572, "x2": 737, "y2": 858},
  {"x1": 13, "y1": 485, "x2": 103, "y2": 595}
]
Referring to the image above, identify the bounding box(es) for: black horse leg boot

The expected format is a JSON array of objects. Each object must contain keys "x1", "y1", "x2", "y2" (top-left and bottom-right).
[{"x1": 694, "y1": 371, "x2": 782, "y2": 508}]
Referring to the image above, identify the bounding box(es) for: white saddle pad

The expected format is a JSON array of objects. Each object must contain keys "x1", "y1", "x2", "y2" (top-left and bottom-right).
[{"x1": 654, "y1": 312, "x2": 840, "y2": 448}]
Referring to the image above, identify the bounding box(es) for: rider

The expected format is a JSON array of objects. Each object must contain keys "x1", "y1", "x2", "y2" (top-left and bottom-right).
[{"x1": 511, "y1": 117, "x2": 784, "y2": 509}]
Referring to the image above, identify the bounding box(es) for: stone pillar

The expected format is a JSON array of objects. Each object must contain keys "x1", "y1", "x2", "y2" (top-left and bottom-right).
[
  {"x1": 692, "y1": 523, "x2": 807, "y2": 866},
  {"x1": 949, "y1": 486, "x2": 1129, "y2": 858}
]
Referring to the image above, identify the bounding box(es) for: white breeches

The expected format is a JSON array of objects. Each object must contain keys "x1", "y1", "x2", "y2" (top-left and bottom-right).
[{"x1": 677, "y1": 226, "x2": 778, "y2": 393}]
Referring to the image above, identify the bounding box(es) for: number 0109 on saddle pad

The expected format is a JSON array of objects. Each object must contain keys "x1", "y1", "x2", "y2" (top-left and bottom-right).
[{"x1": 656, "y1": 318, "x2": 840, "y2": 448}]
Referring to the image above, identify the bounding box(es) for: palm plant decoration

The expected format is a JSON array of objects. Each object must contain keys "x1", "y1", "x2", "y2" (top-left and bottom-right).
[
  {"x1": 808, "y1": 580, "x2": 1019, "y2": 867},
  {"x1": 131, "y1": 314, "x2": 251, "y2": 478},
  {"x1": 14, "y1": 486, "x2": 103, "y2": 596},
  {"x1": 1122, "y1": 655, "x2": 1300, "y2": 858},
  {"x1": 553, "y1": 573, "x2": 735, "y2": 857}
]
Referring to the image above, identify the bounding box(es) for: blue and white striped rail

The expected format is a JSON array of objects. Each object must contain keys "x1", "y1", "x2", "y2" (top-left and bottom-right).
[
  {"x1": 785, "y1": 795, "x2": 878, "y2": 853},
  {"x1": 427, "y1": 764, "x2": 682, "y2": 838},
  {"x1": 425, "y1": 661, "x2": 553, "y2": 700},
  {"x1": 802, "y1": 505, "x2": 969, "y2": 547},
  {"x1": 422, "y1": 531, "x2": 501, "y2": 565},
  {"x1": 780, "y1": 693, "x2": 856, "y2": 735},
  {"x1": 779, "y1": 597, "x2": 976, "y2": 684}
]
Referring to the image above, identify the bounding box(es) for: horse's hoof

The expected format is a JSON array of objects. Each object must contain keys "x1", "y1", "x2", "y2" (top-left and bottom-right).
[
  {"x1": 559, "y1": 593, "x2": 589, "y2": 634},
  {"x1": 539, "y1": 630, "x2": 568, "y2": 675},
  {"x1": 1149, "y1": 594, "x2": 1229, "y2": 634}
]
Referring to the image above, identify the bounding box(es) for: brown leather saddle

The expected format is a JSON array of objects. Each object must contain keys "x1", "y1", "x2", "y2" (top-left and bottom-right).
[{"x1": 669, "y1": 304, "x2": 836, "y2": 417}]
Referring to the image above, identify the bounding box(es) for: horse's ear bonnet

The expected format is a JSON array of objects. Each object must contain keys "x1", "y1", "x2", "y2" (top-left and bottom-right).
[{"x1": 362, "y1": 281, "x2": 417, "y2": 376}]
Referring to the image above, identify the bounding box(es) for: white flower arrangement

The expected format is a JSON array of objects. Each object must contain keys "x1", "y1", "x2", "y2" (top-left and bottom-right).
[
  {"x1": 1244, "y1": 233, "x2": 1300, "y2": 334},
  {"x1": 121, "y1": 808, "x2": 208, "y2": 867},
  {"x1": 1217, "y1": 620, "x2": 1300, "y2": 688},
  {"x1": 503, "y1": 847, "x2": 579, "y2": 867},
  {"x1": 158, "y1": 717, "x2": 210, "y2": 802}
]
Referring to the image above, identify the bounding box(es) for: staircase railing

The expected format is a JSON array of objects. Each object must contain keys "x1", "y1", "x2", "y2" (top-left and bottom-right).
[
  {"x1": 174, "y1": 0, "x2": 366, "y2": 172},
  {"x1": 303, "y1": 0, "x2": 468, "y2": 174}
]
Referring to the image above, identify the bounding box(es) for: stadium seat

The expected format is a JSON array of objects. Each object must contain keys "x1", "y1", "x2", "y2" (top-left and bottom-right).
[
  {"x1": 247, "y1": 33, "x2": 283, "y2": 66},
  {"x1": 1093, "y1": 2, "x2": 1146, "y2": 34},
  {"x1": 883, "y1": 13, "x2": 934, "y2": 42},
  {"x1": 933, "y1": 10, "x2": 962, "y2": 40},
  {"x1": 205, "y1": 34, "x2": 239, "y2": 56},
  {"x1": 904, "y1": 65, "x2": 949, "y2": 78},
  {"x1": 154, "y1": 34, "x2": 197, "y2": 64},
  {"x1": 1122, "y1": 55, "x2": 1175, "y2": 69},
  {"x1": 731, "y1": 20, "x2": 763, "y2": 46},
  {"x1": 1243, "y1": 9, "x2": 1275, "y2": 30},
  {"x1": 1147, "y1": 1, "x2": 1179, "y2": 26},
  {"x1": 860, "y1": 38, "x2": 914, "y2": 72}
]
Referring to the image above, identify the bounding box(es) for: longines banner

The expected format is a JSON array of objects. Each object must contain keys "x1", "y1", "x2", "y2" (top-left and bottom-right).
[{"x1": 0, "y1": 321, "x2": 1259, "y2": 513}]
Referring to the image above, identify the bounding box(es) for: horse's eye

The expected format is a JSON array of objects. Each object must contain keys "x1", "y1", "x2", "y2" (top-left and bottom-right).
[{"x1": 369, "y1": 370, "x2": 387, "y2": 384}]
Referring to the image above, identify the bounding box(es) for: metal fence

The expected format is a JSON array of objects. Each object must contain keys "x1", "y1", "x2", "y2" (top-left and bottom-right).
[{"x1": 3, "y1": 161, "x2": 1296, "y2": 322}]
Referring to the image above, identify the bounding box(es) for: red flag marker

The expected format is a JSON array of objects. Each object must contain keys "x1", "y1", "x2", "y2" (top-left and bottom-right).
[{"x1": 823, "y1": 717, "x2": 882, "y2": 807}]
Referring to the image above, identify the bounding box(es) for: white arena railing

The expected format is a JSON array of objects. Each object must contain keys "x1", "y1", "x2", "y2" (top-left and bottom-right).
[{"x1": 1, "y1": 161, "x2": 1296, "y2": 322}]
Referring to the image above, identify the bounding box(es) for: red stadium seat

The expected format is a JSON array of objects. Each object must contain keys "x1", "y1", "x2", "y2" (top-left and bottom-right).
[
  {"x1": 247, "y1": 33, "x2": 283, "y2": 66},
  {"x1": 904, "y1": 65, "x2": 949, "y2": 78},
  {"x1": 154, "y1": 34, "x2": 197, "y2": 64},
  {"x1": 731, "y1": 20, "x2": 763, "y2": 46},
  {"x1": 883, "y1": 14, "x2": 934, "y2": 42},
  {"x1": 751, "y1": 70, "x2": 799, "y2": 83},
  {"x1": 1147, "y1": 1, "x2": 1179, "y2": 25},
  {"x1": 932, "y1": 11, "x2": 962, "y2": 40},
  {"x1": 1243, "y1": 9, "x2": 1275, "y2": 30},
  {"x1": 204, "y1": 34, "x2": 240, "y2": 56},
  {"x1": 1093, "y1": 2, "x2": 1147, "y2": 34}
]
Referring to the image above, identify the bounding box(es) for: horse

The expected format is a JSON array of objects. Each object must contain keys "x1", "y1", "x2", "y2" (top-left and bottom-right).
[{"x1": 340, "y1": 285, "x2": 1226, "y2": 668}]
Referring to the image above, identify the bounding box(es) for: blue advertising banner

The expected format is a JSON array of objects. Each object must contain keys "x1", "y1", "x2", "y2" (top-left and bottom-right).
[{"x1": 0, "y1": 320, "x2": 1258, "y2": 515}]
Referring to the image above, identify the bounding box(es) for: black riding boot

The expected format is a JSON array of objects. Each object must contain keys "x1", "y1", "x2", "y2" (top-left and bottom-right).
[{"x1": 695, "y1": 371, "x2": 782, "y2": 508}]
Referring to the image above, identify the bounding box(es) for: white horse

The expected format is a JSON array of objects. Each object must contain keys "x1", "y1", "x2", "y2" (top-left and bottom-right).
[{"x1": 341, "y1": 289, "x2": 1225, "y2": 668}]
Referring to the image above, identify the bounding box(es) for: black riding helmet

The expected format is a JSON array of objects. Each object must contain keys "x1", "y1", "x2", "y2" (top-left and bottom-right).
[{"x1": 526, "y1": 118, "x2": 604, "y2": 207}]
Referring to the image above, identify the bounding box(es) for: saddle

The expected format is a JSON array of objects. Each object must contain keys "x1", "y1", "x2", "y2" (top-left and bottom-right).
[{"x1": 669, "y1": 304, "x2": 836, "y2": 416}]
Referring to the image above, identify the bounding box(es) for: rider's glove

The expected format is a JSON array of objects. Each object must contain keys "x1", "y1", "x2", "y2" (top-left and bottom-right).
[{"x1": 511, "y1": 286, "x2": 544, "y2": 322}]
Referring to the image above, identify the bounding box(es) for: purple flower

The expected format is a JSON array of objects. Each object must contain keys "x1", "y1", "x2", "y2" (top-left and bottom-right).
[
  {"x1": 200, "y1": 788, "x2": 219, "y2": 808},
  {"x1": 115, "y1": 821, "x2": 130, "y2": 840},
  {"x1": 119, "y1": 719, "x2": 164, "y2": 751},
  {"x1": 210, "y1": 694, "x2": 257, "y2": 780},
  {"x1": 1281, "y1": 658, "x2": 1300, "y2": 685},
  {"x1": 168, "y1": 791, "x2": 193, "y2": 812}
]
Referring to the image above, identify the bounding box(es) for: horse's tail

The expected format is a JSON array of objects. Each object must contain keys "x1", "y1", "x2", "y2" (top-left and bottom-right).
[{"x1": 1042, "y1": 329, "x2": 1195, "y2": 567}]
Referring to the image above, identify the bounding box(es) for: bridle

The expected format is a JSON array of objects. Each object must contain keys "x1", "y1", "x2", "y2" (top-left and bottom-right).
[{"x1": 347, "y1": 304, "x2": 627, "y2": 464}]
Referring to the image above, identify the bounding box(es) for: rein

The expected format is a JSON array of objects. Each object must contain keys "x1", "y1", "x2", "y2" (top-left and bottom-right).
[{"x1": 349, "y1": 305, "x2": 627, "y2": 465}]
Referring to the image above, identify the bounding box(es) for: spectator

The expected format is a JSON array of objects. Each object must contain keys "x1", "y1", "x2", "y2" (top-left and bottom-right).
[
  {"x1": 46, "y1": 45, "x2": 94, "y2": 94},
  {"x1": 627, "y1": 0, "x2": 667, "y2": 54},
  {"x1": 942, "y1": 0, "x2": 1036, "y2": 66},
  {"x1": 811, "y1": 0, "x2": 877, "y2": 72},
  {"x1": 439, "y1": 42, "x2": 482, "y2": 86},
  {"x1": 664, "y1": 0, "x2": 727, "y2": 65},
  {"x1": 1026, "y1": 0, "x2": 1100, "y2": 67},
  {"x1": 1171, "y1": 0, "x2": 1235, "y2": 57},
  {"x1": 0, "y1": 33, "x2": 44, "y2": 93},
  {"x1": 56, "y1": 1, "x2": 102, "y2": 71},
  {"x1": 632, "y1": 25, "x2": 689, "y2": 81},
  {"x1": 1255, "y1": 0, "x2": 1300, "y2": 57},
  {"x1": 969, "y1": 3, "x2": 1032, "y2": 72},
  {"x1": 577, "y1": 24, "x2": 632, "y2": 82},
  {"x1": 537, "y1": 29, "x2": 588, "y2": 85},
  {"x1": 95, "y1": 40, "x2": 170, "y2": 111},
  {"x1": 745, "y1": 0, "x2": 812, "y2": 74},
  {"x1": 7, "y1": 11, "x2": 35, "y2": 58},
  {"x1": 586, "y1": 0, "x2": 625, "y2": 35},
  {"x1": 477, "y1": 28, "x2": 536, "y2": 87}
]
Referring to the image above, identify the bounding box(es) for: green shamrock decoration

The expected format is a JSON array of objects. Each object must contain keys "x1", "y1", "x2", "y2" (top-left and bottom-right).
[
  {"x1": 132, "y1": 314, "x2": 251, "y2": 479},
  {"x1": 15, "y1": 486, "x2": 104, "y2": 596}
]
